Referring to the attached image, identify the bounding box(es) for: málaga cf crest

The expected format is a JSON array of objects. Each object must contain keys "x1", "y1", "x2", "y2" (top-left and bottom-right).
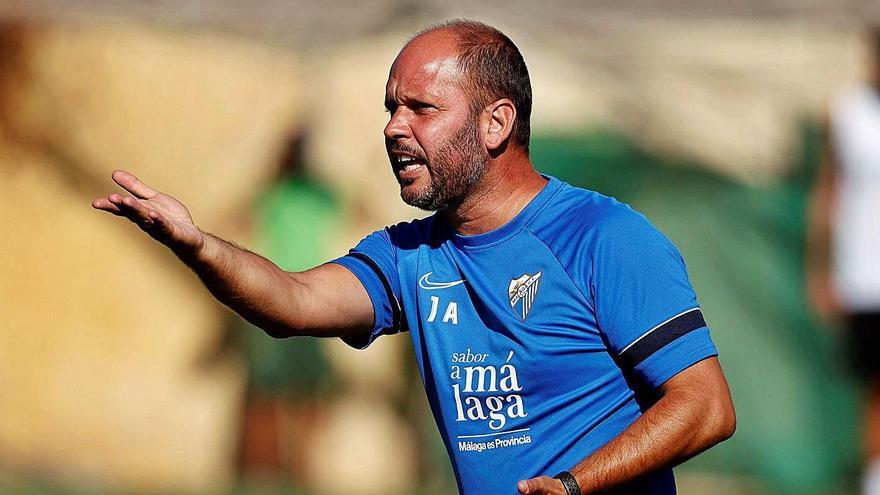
[{"x1": 508, "y1": 272, "x2": 542, "y2": 320}]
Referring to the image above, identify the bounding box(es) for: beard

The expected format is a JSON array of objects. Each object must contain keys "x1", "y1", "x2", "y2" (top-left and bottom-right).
[{"x1": 398, "y1": 115, "x2": 489, "y2": 211}]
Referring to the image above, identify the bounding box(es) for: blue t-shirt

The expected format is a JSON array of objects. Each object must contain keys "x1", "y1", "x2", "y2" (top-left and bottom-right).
[{"x1": 330, "y1": 176, "x2": 717, "y2": 494}]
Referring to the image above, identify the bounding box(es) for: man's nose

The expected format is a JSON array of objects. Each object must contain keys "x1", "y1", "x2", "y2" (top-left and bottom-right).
[{"x1": 384, "y1": 110, "x2": 411, "y2": 141}]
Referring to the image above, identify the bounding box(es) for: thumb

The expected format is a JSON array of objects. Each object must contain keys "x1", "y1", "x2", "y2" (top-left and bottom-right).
[
  {"x1": 518, "y1": 476, "x2": 565, "y2": 494},
  {"x1": 518, "y1": 477, "x2": 552, "y2": 494}
]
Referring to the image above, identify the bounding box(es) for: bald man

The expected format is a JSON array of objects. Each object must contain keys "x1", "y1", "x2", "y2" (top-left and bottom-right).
[{"x1": 94, "y1": 20, "x2": 735, "y2": 495}]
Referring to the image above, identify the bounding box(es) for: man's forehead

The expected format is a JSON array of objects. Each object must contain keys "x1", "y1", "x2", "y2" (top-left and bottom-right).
[{"x1": 387, "y1": 30, "x2": 463, "y2": 90}]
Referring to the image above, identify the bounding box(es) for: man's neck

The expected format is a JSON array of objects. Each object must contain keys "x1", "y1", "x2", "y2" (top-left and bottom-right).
[{"x1": 445, "y1": 154, "x2": 548, "y2": 237}]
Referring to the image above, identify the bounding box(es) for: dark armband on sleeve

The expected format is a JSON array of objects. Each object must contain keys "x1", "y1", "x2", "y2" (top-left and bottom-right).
[{"x1": 617, "y1": 308, "x2": 707, "y2": 369}]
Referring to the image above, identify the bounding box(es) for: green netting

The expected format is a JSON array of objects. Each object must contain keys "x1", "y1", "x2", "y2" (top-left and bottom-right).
[{"x1": 531, "y1": 128, "x2": 860, "y2": 493}]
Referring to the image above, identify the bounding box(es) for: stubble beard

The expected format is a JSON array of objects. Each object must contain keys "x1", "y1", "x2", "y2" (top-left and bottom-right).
[{"x1": 401, "y1": 115, "x2": 489, "y2": 211}]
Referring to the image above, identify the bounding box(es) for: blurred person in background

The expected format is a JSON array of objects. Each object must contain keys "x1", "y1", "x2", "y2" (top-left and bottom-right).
[
  {"x1": 807, "y1": 25, "x2": 880, "y2": 495},
  {"x1": 92, "y1": 20, "x2": 734, "y2": 495}
]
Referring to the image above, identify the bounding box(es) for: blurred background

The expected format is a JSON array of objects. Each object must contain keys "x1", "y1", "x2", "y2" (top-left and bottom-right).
[{"x1": 1, "y1": 1, "x2": 879, "y2": 494}]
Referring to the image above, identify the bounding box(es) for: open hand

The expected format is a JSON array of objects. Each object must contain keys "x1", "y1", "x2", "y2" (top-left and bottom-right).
[
  {"x1": 92, "y1": 170, "x2": 205, "y2": 258},
  {"x1": 517, "y1": 476, "x2": 567, "y2": 495}
]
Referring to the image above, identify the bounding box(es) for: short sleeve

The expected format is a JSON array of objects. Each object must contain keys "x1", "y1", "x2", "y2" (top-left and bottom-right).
[
  {"x1": 591, "y1": 208, "x2": 717, "y2": 389},
  {"x1": 328, "y1": 228, "x2": 403, "y2": 349}
]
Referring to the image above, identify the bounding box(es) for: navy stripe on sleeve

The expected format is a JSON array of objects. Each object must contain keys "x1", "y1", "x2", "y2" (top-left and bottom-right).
[
  {"x1": 349, "y1": 252, "x2": 401, "y2": 333},
  {"x1": 619, "y1": 308, "x2": 706, "y2": 369}
]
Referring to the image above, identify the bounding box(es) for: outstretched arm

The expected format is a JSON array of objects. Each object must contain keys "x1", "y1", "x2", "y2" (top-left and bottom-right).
[
  {"x1": 92, "y1": 170, "x2": 374, "y2": 339},
  {"x1": 517, "y1": 357, "x2": 735, "y2": 495}
]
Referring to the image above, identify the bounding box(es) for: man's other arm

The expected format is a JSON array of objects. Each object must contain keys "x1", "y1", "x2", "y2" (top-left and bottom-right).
[
  {"x1": 805, "y1": 113, "x2": 842, "y2": 322},
  {"x1": 92, "y1": 170, "x2": 374, "y2": 340},
  {"x1": 518, "y1": 357, "x2": 735, "y2": 495}
]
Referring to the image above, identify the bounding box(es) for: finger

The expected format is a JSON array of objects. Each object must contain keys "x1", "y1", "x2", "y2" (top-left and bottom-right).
[
  {"x1": 126, "y1": 201, "x2": 173, "y2": 239},
  {"x1": 141, "y1": 208, "x2": 175, "y2": 239},
  {"x1": 92, "y1": 197, "x2": 125, "y2": 216},
  {"x1": 112, "y1": 169, "x2": 158, "y2": 199},
  {"x1": 517, "y1": 477, "x2": 558, "y2": 495},
  {"x1": 517, "y1": 479, "x2": 542, "y2": 494},
  {"x1": 106, "y1": 194, "x2": 142, "y2": 221},
  {"x1": 121, "y1": 196, "x2": 154, "y2": 222},
  {"x1": 112, "y1": 195, "x2": 156, "y2": 225}
]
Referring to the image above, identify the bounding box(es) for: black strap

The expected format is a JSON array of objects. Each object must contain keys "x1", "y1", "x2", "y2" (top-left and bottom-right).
[
  {"x1": 553, "y1": 471, "x2": 581, "y2": 495},
  {"x1": 619, "y1": 308, "x2": 706, "y2": 369}
]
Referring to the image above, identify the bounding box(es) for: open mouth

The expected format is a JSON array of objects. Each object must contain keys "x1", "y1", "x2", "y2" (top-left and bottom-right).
[{"x1": 392, "y1": 153, "x2": 427, "y2": 179}]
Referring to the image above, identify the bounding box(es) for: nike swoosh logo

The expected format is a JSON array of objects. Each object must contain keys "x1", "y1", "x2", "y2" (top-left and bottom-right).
[{"x1": 419, "y1": 272, "x2": 466, "y2": 290}]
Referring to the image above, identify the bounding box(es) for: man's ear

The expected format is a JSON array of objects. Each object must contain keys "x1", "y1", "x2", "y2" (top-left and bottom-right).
[{"x1": 483, "y1": 98, "x2": 516, "y2": 152}]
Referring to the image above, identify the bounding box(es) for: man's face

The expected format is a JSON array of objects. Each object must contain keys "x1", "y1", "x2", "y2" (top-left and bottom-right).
[{"x1": 384, "y1": 33, "x2": 489, "y2": 211}]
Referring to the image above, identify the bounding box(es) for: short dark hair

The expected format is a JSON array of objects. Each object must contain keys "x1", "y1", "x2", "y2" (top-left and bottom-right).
[{"x1": 414, "y1": 20, "x2": 533, "y2": 153}]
